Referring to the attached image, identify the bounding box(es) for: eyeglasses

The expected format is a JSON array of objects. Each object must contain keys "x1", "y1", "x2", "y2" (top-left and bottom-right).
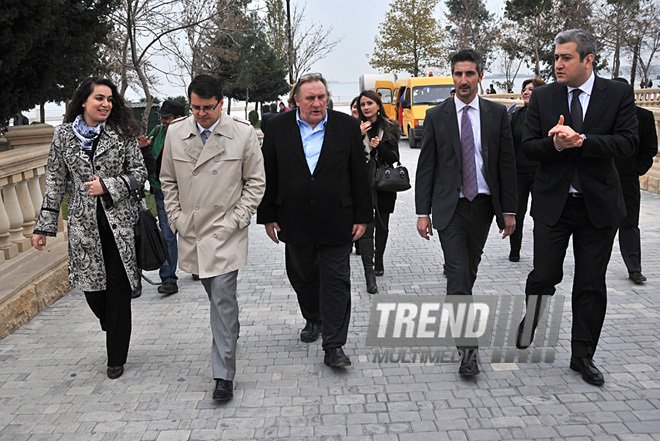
[
  {"x1": 191, "y1": 101, "x2": 220, "y2": 113},
  {"x1": 297, "y1": 72, "x2": 323, "y2": 81}
]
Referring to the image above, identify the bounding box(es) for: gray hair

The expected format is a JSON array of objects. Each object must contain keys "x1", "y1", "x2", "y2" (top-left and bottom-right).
[
  {"x1": 554, "y1": 29, "x2": 597, "y2": 61},
  {"x1": 289, "y1": 73, "x2": 331, "y2": 108}
]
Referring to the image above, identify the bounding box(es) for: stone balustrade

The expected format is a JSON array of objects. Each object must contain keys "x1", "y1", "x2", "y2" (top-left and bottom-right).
[{"x1": 0, "y1": 124, "x2": 69, "y2": 339}]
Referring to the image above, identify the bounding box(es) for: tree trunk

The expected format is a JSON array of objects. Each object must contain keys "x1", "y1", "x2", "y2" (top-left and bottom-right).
[
  {"x1": 631, "y1": 40, "x2": 639, "y2": 87},
  {"x1": 244, "y1": 87, "x2": 249, "y2": 120},
  {"x1": 40, "y1": 103, "x2": 45, "y2": 123}
]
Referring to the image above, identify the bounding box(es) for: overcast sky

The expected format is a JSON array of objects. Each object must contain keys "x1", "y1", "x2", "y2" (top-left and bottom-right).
[{"x1": 275, "y1": 0, "x2": 508, "y2": 83}]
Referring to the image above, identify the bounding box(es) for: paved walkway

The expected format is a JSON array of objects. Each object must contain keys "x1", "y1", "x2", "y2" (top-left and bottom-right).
[{"x1": 1, "y1": 143, "x2": 659, "y2": 441}]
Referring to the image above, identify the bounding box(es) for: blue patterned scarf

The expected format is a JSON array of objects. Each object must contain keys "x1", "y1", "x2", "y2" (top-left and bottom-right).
[{"x1": 72, "y1": 114, "x2": 102, "y2": 151}]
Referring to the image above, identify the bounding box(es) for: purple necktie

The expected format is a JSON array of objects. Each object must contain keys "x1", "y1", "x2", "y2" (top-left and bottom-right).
[{"x1": 461, "y1": 106, "x2": 478, "y2": 201}]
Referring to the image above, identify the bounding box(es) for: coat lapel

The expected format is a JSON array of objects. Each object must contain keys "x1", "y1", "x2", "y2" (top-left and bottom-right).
[
  {"x1": 479, "y1": 97, "x2": 491, "y2": 174},
  {"x1": 312, "y1": 113, "x2": 334, "y2": 176},
  {"x1": 583, "y1": 76, "x2": 606, "y2": 132},
  {"x1": 553, "y1": 83, "x2": 570, "y2": 125},
  {"x1": 287, "y1": 116, "x2": 312, "y2": 176},
  {"x1": 443, "y1": 100, "x2": 461, "y2": 163}
]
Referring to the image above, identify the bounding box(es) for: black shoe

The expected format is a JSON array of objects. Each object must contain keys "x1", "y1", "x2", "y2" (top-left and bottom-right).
[
  {"x1": 213, "y1": 379, "x2": 234, "y2": 401},
  {"x1": 131, "y1": 289, "x2": 142, "y2": 299},
  {"x1": 107, "y1": 366, "x2": 124, "y2": 379},
  {"x1": 375, "y1": 269, "x2": 384, "y2": 277},
  {"x1": 629, "y1": 271, "x2": 647, "y2": 284},
  {"x1": 570, "y1": 356, "x2": 604, "y2": 385},
  {"x1": 324, "y1": 347, "x2": 351, "y2": 367},
  {"x1": 192, "y1": 274, "x2": 200, "y2": 281},
  {"x1": 300, "y1": 321, "x2": 322, "y2": 343},
  {"x1": 509, "y1": 251, "x2": 520, "y2": 262},
  {"x1": 158, "y1": 282, "x2": 179, "y2": 295},
  {"x1": 458, "y1": 350, "x2": 479, "y2": 376}
]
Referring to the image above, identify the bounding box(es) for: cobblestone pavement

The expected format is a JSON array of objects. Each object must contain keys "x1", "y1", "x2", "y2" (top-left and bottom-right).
[{"x1": 1, "y1": 142, "x2": 659, "y2": 441}]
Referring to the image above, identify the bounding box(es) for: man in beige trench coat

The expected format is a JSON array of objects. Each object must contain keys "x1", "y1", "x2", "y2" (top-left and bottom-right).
[{"x1": 160, "y1": 74, "x2": 265, "y2": 401}]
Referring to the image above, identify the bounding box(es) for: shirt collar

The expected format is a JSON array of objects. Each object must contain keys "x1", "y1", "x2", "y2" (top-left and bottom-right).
[
  {"x1": 196, "y1": 117, "x2": 220, "y2": 136},
  {"x1": 568, "y1": 71, "x2": 595, "y2": 96},
  {"x1": 296, "y1": 108, "x2": 328, "y2": 130},
  {"x1": 454, "y1": 95, "x2": 480, "y2": 113}
]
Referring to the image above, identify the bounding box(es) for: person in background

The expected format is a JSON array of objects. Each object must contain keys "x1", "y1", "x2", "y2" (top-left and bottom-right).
[
  {"x1": 612, "y1": 77, "x2": 658, "y2": 284},
  {"x1": 350, "y1": 96, "x2": 360, "y2": 119},
  {"x1": 278, "y1": 101, "x2": 290, "y2": 113},
  {"x1": 137, "y1": 99, "x2": 185, "y2": 295},
  {"x1": 488, "y1": 84, "x2": 497, "y2": 94},
  {"x1": 32, "y1": 77, "x2": 147, "y2": 380},
  {"x1": 508, "y1": 77, "x2": 546, "y2": 262},
  {"x1": 357, "y1": 90, "x2": 401, "y2": 293},
  {"x1": 261, "y1": 103, "x2": 278, "y2": 135}
]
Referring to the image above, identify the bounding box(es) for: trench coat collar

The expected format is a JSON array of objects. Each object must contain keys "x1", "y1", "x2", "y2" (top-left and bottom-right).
[{"x1": 178, "y1": 113, "x2": 235, "y2": 168}]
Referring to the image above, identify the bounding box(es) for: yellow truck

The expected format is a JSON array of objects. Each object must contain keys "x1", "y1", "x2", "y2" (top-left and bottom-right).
[{"x1": 373, "y1": 75, "x2": 454, "y2": 148}]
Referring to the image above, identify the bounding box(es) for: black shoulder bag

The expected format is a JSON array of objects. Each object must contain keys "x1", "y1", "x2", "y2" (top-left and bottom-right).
[{"x1": 125, "y1": 175, "x2": 170, "y2": 271}]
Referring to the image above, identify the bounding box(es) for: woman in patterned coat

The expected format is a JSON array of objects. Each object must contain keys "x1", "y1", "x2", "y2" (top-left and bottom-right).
[{"x1": 32, "y1": 77, "x2": 146, "y2": 380}]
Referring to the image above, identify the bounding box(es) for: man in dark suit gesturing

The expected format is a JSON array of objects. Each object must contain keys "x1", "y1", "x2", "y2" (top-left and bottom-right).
[
  {"x1": 416, "y1": 50, "x2": 517, "y2": 376},
  {"x1": 257, "y1": 73, "x2": 372, "y2": 368},
  {"x1": 519, "y1": 29, "x2": 638, "y2": 385}
]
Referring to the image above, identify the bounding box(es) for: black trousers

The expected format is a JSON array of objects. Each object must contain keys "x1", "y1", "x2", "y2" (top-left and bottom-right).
[
  {"x1": 618, "y1": 176, "x2": 642, "y2": 273},
  {"x1": 439, "y1": 195, "x2": 494, "y2": 297},
  {"x1": 84, "y1": 205, "x2": 132, "y2": 367},
  {"x1": 285, "y1": 242, "x2": 352, "y2": 350},
  {"x1": 525, "y1": 196, "x2": 617, "y2": 359},
  {"x1": 510, "y1": 172, "x2": 535, "y2": 253}
]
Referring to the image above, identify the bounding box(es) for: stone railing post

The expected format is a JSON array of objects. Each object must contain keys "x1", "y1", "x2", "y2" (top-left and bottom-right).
[
  {"x1": 1, "y1": 181, "x2": 30, "y2": 251},
  {"x1": 0, "y1": 178, "x2": 19, "y2": 262},
  {"x1": 16, "y1": 177, "x2": 36, "y2": 237}
]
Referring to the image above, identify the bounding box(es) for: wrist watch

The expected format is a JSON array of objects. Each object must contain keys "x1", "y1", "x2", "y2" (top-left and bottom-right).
[{"x1": 580, "y1": 134, "x2": 587, "y2": 141}]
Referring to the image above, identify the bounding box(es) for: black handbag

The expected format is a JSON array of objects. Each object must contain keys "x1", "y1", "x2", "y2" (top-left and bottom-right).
[
  {"x1": 125, "y1": 175, "x2": 170, "y2": 271},
  {"x1": 375, "y1": 162, "x2": 411, "y2": 192}
]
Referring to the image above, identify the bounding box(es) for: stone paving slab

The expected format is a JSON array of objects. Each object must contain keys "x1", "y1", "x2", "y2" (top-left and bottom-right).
[{"x1": 1, "y1": 142, "x2": 659, "y2": 440}]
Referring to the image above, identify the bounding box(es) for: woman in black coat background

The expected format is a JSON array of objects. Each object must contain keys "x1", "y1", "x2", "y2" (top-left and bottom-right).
[{"x1": 356, "y1": 90, "x2": 401, "y2": 293}]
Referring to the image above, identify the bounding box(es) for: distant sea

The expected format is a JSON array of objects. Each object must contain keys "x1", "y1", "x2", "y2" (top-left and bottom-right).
[{"x1": 16, "y1": 77, "x2": 531, "y2": 126}]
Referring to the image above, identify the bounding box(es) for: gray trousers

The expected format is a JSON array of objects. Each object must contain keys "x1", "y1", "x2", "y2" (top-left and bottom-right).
[{"x1": 201, "y1": 270, "x2": 239, "y2": 381}]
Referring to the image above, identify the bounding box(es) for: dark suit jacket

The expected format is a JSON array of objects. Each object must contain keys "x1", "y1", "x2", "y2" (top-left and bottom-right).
[
  {"x1": 415, "y1": 97, "x2": 518, "y2": 231},
  {"x1": 260, "y1": 111, "x2": 278, "y2": 136},
  {"x1": 257, "y1": 110, "x2": 373, "y2": 245},
  {"x1": 614, "y1": 106, "x2": 658, "y2": 177},
  {"x1": 522, "y1": 76, "x2": 639, "y2": 228}
]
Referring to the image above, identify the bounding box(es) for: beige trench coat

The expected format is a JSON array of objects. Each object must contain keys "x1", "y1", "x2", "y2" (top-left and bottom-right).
[{"x1": 159, "y1": 113, "x2": 265, "y2": 278}]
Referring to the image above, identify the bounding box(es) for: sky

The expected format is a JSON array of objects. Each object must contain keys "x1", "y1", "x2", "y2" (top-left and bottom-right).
[
  {"x1": 298, "y1": 0, "x2": 507, "y2": 83},
  {"x1": 140, "y1": 0, "x2": 511, "y2": 100}
]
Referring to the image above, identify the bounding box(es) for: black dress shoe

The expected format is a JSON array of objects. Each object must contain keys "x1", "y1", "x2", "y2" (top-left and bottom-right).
[
  {"x1": 131, "y1": 288, "x2": 142, "y2": 299},
  {"x1": 300, "y1": 321, "x2": 322, "y2": 342},
  {"x1": 570, "y1": 356, "x2": 604, "y2": 385},
  {"x1": 629, "y1": 271, "x2": 647, "y2": 284},
  {"x1": 458, "y1": 350, "x2": 479, "y2": 376},
  {"x1": 107, "y1": 366, "x2": 124, "y2": 379},
  {"x1": 509, "y1": 250, "x2": 520, "y2": 262},
  {"x1": 192, "y1": 274, "x2": 200, "y2": 281},
  {"x1": 158, "y1": 282, "x2": 179, "y2": 295},
  {"x1": 213, "y1": 379, "x2": 234, "y2": 401},
  {"x1": 324, "y1": 347, "x2": 351, "y2": 367}
]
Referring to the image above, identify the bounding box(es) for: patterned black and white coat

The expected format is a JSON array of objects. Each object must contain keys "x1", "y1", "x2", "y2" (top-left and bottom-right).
[{"x1": 34, "y1": 123, "x2": 147, "y2": 292}]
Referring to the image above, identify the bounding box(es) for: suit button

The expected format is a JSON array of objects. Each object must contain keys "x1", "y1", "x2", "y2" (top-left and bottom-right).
[
  {"x1": 193, "y1": 170, "x2": 199, "y2": 176},
  {"x1": 212, "y1": 170, "x2": 217, "y2": 175},
  {"x1": 214, "y1": 205, "x2": 219, "y2": 209},
  {"x1": 212, "y1": 233, "x2": 217, "y2": 238},
  {"x1": 214, "y1": 156, "x2": 221, "y2": 162},
  {"x1": 310, "y1": 177, "x2": 315, "y2": 181},
  {"x1": 197, "y1": 236, "x2": 201, "y2": 241},
  {"x1": 195, "y1": 205, "x2": 199, "y2": 210}
]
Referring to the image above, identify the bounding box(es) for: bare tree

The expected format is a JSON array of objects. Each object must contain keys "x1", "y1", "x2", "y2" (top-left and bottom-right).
[
  {"x1": 263, "y1": 0, "x2": 342, "y2": 82},
  {"x1": 593, "y1": 0, "x2": 639, "y2": 78},
  {"x1": 628, "y1": 0, "x2": 660, "y2": 86},
  {"x1": 105, "y1": 0, "x2": 231, "y2": 133},
  {"x1": 493, "y1": 20, "x2": 526, "y2": 93}
]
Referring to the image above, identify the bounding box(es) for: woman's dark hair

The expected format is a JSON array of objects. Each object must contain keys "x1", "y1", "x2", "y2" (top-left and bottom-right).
[
  {"x1": 65, "y1": 77, "x2": 138, "y2": 138},
  {"x1": 521, "y1": 77, "x2": 546, "y2": 94},
  {"x1": 356, "y1": 90, "x2": 390, "y2": 123},
  {"x1": 350, "y1": 96, "x2": 359, "y2": 110}
]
